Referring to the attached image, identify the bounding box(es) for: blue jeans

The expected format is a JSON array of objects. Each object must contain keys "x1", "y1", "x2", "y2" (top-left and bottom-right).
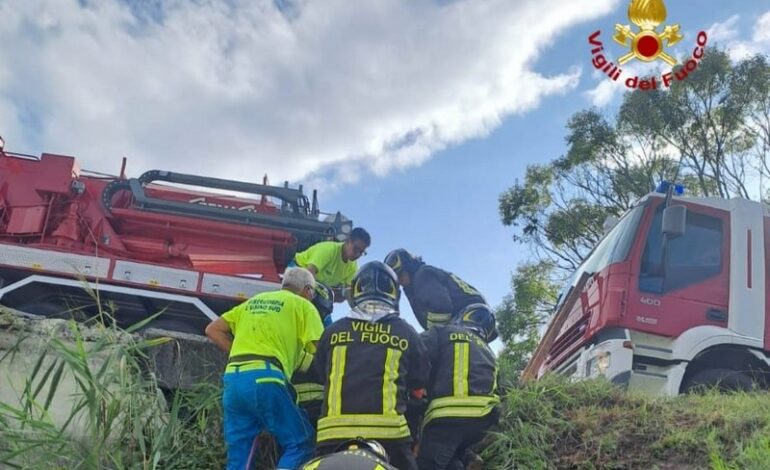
[{"x1": 223, "y1": 369, "x2": 314, "y2": 470}]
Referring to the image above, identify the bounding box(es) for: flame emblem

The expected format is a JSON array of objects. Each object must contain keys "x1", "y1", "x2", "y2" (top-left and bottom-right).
[{"x1": 613, "y1": 0, "x2": 683, "y2": 66}]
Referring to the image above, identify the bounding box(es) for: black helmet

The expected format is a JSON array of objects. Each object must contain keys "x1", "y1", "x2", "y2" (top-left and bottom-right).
[
  {"x1": 335, "y1": 437, "x2": 389, "y2": 462},
  {"x1": 312, "y1": 282, "x2": 334, "y2": 319},
  {"x1": 456, "y1": 303, "x2": 498, "y2": 343},
  {"x1": 384, "y1": 248, "x2": 422, "y2": 276},
  {"x1": 349, "y1": 261, "x2": 400, "y2": 312}
]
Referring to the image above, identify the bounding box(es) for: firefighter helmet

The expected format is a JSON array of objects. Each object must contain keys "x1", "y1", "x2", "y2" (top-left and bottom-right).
[
  {"x1": 383, "y1": 248, "x2": 422, "y2": 276},
  {"x1": 335, "y1": 437, "x2": 390, "y2": 462},
  {"x1": 349, "y1": 261, "x2": 400, "y2": 312},
  {"x1": 456, "y1": 303, "x2": 498, "y2": 343},
  {"x1": 312, "y1": 282, "x2": 334, "y2": 319}
]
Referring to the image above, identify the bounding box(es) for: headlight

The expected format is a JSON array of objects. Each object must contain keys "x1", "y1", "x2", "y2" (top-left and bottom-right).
[
  {"x1": 588, "y1": 351, "x2": 611, "y2": 377},
  {"x1": 596, "y1": 351, "x2": 611, "y2": 375}
]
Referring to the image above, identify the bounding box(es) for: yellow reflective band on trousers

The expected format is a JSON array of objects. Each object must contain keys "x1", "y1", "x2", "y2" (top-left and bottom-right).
[
  {"x1": 382, "y1": 348, "x2": 402, "y2": 415},
  {"x1": 453, "y1": 342, "x2": 470, "y2": 397},
  {"x1": 427, "y1": 312, "x2": 451, "y2": 328},
  {"x1": 295, "y1": 382, "x2": 324, "y2": 403},
  {"x1": 327, "y1": 346, "x2": 347, "y2": 416},
  {"x1": 423, "y1": 395, "x2": 500, "y2": 425},
  {"x1": 317, "y1": 414, "x2": 411, "y2": 442}
]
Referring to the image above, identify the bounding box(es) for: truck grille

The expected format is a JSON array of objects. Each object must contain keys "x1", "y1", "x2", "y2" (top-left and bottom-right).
[{"x1": 547, "y1": 316, "x2": 589, "y2": 367}]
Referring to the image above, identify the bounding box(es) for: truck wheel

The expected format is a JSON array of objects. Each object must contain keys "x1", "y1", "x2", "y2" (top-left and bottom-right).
[{"x1": 682, "y1": 368, "x2": 756, "y2": 393}]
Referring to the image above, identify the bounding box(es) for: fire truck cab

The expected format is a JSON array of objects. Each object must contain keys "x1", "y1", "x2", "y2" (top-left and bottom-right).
[{"x1": 525, "y1": 185, "x2": 769, "y2": 395}]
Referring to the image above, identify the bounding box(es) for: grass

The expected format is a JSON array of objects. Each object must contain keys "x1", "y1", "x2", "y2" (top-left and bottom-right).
[
  {"x1": 484, "y1": 375, "x2": 770, "y2": 469},
  {"x1": 0, "y1": 309, "x2": 226, "y2": 470}
]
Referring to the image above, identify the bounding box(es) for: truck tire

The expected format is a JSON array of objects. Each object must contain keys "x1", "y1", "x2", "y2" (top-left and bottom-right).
[{"x1": 682, "y1": 368, "x2": 756, "y2": 393}]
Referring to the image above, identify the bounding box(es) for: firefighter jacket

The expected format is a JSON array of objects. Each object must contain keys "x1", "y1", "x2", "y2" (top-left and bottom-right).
[
  {"x1": 300, "y1": 449, "x2": 397, "y2": 470},
  {"x1": 292, "y1": 368, "x2": 324, "y2": 412},
  {"x1": 404, "y1": 265, "x2": 486, "y2": 330},
  {"x1": 420, "y1": 325, "x2": 499, "y2": 425},
  {"x1": 311, "y1": 315, "x2": 430, "y2": 445}
]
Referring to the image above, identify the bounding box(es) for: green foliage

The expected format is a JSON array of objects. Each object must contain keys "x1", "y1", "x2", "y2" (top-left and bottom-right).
[
  {"x1": 0, "y1": 314, "x2": 226, "y2": 470},
  {"x1": 496, "y1": 262, "x2": 558, "y2": 378},
  {"x1": 496, "y1": 48, "x2": 770, "y2": 373},
  {"x1": 484, "y1": 376, "x2": 770, "y2": 469}
]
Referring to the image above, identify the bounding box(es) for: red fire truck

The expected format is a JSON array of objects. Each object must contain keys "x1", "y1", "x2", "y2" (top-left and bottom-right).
[
  {"x1": 0, "y1": 136, "x2": 351, "y2": 335},
  {"x1": 523, "y1": 183, "x2": 769, "y2": 395}
]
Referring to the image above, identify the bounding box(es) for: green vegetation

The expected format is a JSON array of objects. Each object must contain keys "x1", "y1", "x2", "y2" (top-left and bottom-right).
[
  {"x1": 0, "y1": 313, "x2": 226, "y2": 470},
  {"x1": 485, "y1": 375, "x2": 770, "y2": 470}
]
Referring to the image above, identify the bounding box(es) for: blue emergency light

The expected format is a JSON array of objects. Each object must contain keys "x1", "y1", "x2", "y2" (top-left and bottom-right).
[{"x1": 655, "y1": 181, "x2": 685, "y2": 195}]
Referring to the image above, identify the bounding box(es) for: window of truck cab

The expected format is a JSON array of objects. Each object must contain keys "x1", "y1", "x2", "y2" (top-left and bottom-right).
[
  {"x1": 639, "y1": 203, "x2": 723, "y2": 293},
  {"x1": 554, "y1": 204, "x2": 645, "y2": 308}
]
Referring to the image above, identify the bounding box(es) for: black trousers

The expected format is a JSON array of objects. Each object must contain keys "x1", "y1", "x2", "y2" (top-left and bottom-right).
[
  {"x1": 416, "y1": 413, "x2": 497, "y2": 470},
  {"x1": 317, "y1": 440, "x2": 417, "y2": 470}
]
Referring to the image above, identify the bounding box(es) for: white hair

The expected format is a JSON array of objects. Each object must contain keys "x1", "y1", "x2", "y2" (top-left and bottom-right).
[{"x1": 282, "y1": 267, "x2": 315, "y2": 292}]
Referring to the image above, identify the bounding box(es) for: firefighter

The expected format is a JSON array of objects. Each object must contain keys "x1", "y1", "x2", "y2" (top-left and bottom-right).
[
  {"x1": 416, "y1": 304, "x2": 501, "y2": 470},
  {"x1": 293, "y1": 282, "x2": 335, "y2": 429},
  {"x1": 311, "y1": 261, "x2": 430, "y2": 470},
  {"x1": 293, "y1": 227, "x2": 371, "y2": 302},
  {"x1": 300, "y1": 438, "x2": 398, "y2": 470},
  {"x1": 205, "y1": 267, "x2": 324, "y2": 470},
  {"x1": 384, "y1": 249, "x2": 488, "y2": 330}
]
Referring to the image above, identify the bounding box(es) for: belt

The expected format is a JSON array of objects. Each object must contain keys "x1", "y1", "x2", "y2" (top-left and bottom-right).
[
  {"x1": 228, "y1": 354, "x2": 284, "y2": 372},
  {"x1": 224, "y1": 360, "x2": 287, "y2": 385}
]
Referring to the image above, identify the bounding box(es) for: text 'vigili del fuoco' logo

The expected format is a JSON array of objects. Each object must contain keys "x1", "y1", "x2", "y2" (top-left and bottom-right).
[{"x1": 589, "y1": 0, "x2": 708, "y2": 90}]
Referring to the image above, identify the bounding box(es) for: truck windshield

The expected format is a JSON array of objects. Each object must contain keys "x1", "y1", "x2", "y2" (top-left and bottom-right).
[{"x1": 554, "y1": 203, "x2": 645, "y2": 309}]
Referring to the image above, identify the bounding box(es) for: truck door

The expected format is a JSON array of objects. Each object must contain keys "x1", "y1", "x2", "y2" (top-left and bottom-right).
[{"x1": 627, "y1": 201, "x2": 730, "y2": 338}]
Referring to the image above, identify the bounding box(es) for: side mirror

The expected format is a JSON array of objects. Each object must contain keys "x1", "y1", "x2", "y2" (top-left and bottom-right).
[
  {"x1": 602, "y1": 215, "x2": 619, "y2": 234},
  {"x1": 662, "y1": 205, "x2": 686, "y2": 239}
]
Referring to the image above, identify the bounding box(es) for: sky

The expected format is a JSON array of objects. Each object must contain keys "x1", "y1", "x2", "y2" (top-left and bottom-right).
[{"x1": 1, "y1": 0, "x2": 770, "y2": 329}]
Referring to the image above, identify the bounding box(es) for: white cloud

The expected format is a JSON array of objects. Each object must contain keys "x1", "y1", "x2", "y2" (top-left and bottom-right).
[
  {"x1": 707, "y1": 14, "x2": 740, "y2": 43},
  {"x1": 0, "y1": 0, "x2": 620, "y2": 187},
  {"x1": 705, "y1": 10, "x2": 770, "y2": 61},
  {"x1": 754, "y1": 10, "x2": 770, "y2": 44}
]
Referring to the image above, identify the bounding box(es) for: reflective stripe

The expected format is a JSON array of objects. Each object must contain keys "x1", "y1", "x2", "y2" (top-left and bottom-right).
[
  {"x1": 426, "y1": 312, "x2": 452, "y2": 328},
  {"x1": 224, "y1": 360, "x2": 284, "y2": 381},
  {"x1": 453, "y1": 342, "x2": 469, "y2": 397},
  {"x1": 317, "y1": 414, "x2": 410, "y2": 442},
  {"x1": 327, "y1": 346, "x2": 347, "y2": 416},
  {"x1": 297, "y1": 350, "x2": 314, "y2": 373},
  {"x1": 303, "y1": 458, "x2": 322, "y2": 470},
  {"x1": 295, "y1": 382, "x2": 325, "y2": 403},
  {"x1": 374, "y1": 465, "x2": 386, "y2": 470},
  {"x1": 424, "y1": 395, "x2": 500, "y2": 424},
  {"x1": 382, "y1": 348, "x2": 401, "y2": 415}
]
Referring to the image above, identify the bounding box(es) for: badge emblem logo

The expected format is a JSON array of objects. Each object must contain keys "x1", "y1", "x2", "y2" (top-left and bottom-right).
[{"x1": 613, "y1": 0, "x2": 683, "y2": 66}]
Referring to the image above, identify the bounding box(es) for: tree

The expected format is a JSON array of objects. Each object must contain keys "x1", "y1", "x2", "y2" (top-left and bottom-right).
[
  {"x1": 496, "y1": 261, "x2": 558, "y2": 378},
  {"x1": 496, "y1": 49, "x2": 770, "y2": 374}
]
